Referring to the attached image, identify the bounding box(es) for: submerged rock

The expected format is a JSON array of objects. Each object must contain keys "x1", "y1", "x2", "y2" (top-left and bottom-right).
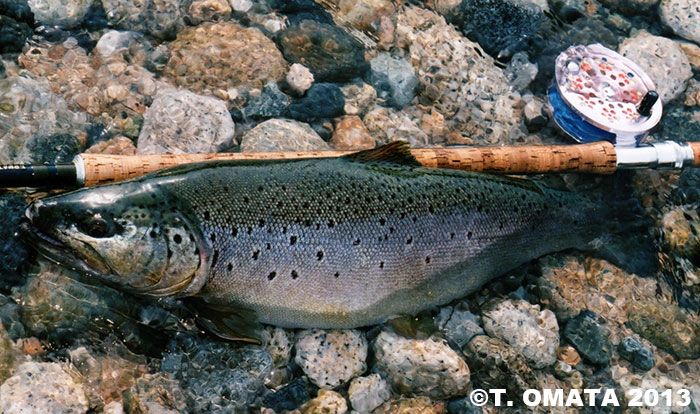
[
  {"x1": 563, "y1": 311, "x2": 613, "y2": 366},
  {"x1": 0, "y1": 15, "x2": 32, "y2": 53},
  {"x1": 28, "y1": 0, "x2": 92, "y2": 28},
  {"x1": 367, "y1": 53, "x2": 418, "y2": 109},
  {"x1": 329, "y1": 115, "x2": 375, "y2": 150},
  {"x1": 262, "y1": 377, "x2": 314, "y2": 412},
  {"x1": 374, "y1": 330, "x2": 470, "y2": 400},
  {"x1": 0, "y1": 192, "x2": 31, "y2": 289},
  {"x1": 288, "y1": 82, "x2": 345, "y2": 122},
  {"x1": 123, "y1": 372, "x2": 189, "y2": 414},
  {"x1": 294, "y1": 329, "x2": 367, "y2": 389},
  {"x1": 300, "y1": 389, "x2": 348, "y2": 414},
  {"x1": 374, "y1": 397, "x2": 446, "y2": 414},
  {"x1": 434, "y1": 301, "x2": 484, "y2": 350},
  {"x1": 347, "y1": 374, "x2": 391, "y2": 413},
  {"x1": 660, "y1": 0, "x2": 700, "y2": 44},
  {"x1": 286, "y1": 63, "x2": 315, "y2": 95},
  {"x1": 618, "y1": 336, "x2": 655, "y2": 371},
  {"x1": 102, "y1": 0, "x2": 187, "y2": 39},
  {"x1": 240, "y1": 118, "x2": 329, "y2": 152},
  {"x1": 242, "y1": 82, "x2": 291, "y2": 121},
  {"x1": 626, "y1": 300, "x2": 700, "y2": 360}
]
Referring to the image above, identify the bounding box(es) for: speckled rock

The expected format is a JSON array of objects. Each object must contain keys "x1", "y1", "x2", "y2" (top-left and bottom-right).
[
  {"x1": 627, "y1": 300, "x2": 700, "y2": 360},
  {"x1": 0, "y1": 76, "x2": 89, "y2": 163},
  {"x1": 618, "y1": 337, "x2": 655, "y2": 371},
  {"x1": 294, "y1": 329, "x2": 367, "y2": 389},
  {"x1": 29, "y1": 133, "x2": 83, "y2": 164},
  {"x1": 28, "y1": 0, "x2": 92, "y2": 27},
  {"x1": 364, "y1": 107, "x2": 430, "y2": 147},
  {"x1": 261, "y1": 326, "x2": 293, "y2": 367},
  {"x1": 373, "y1": 397, "x2": 446, "y2": 414},
  {"x1": 374, "y1": 330, "x2": 470, "y2": 400},
  {"x1": 276, "y1": 20, "x2": 368, "y2": 82},
  {"x1": 240, "y1": 118, "x2": 330, "y2": 152},
  {"x1": 367, "y1": 53, "x2": 418, "y2": 109},
  {"x1": 262, "y1": 377, "x2": 314, "y2": 412},
  {"x1": 504, "y1": 51, "x2": 538, "y2": 91},
  {"x1": 288, "y1": 82, "x2": 345, "y2": 122},
  {"x1": 0, "y1": 361, "x2": 90, "y2": 413},
  {"x1": 462, "y1": 335, "x2": 538, "y2": 400},
  {"x1": 300, "y1": 389, "x2": 348, "y2": 414},
  {"x1": 241, "y1": 82, "x2": 291, "y2": 121},
  {"x1": 347, "y1": 374, "x2": 391, "y2": 413},
  {"x1": 286, "y1": 63, "x2": 314, "y2": 95},
  {"x1": 679, "y1": 41, "x2": 700, "y2": 71},
  {"x1": 161, "y1": 334, "x2": 273, "y2": 413},
  {"x1": 600, "y1": 0, "x2": 657, "y2": 14},
  {"x1": 330, "y1": 115, "x2": 375, "y2": 150},
  {"x1": 563, "y1": 311, "x2": 613, "y2": 366},
  {"x1": 618, "y1": 31, "x2": 692, "y2": 104},
  {"x1": 342, "y1": 82, "x2": 377, "y2": 116},
  {"x1": 434, "y1": 301, "x2": 484, "y2": 350},
  {"x1": 321, "y1": 0, "x2": 395, "y2": 32},
  {"x1": 392, "y1": 6, "x2": 526, "y2": 145},
  {"x1": 482, "y1": 299, "x2": 559, "y2": 368},
  {"x1": 0, "y1": 15, "x2": 32, "y2": 53},
  {"x1": 660, "y1": 0, "x2": 700, "y2": 44},
  {"x1": 123, "y1": 372, "x2": 189, "y2": 414},
  {"x1": 102, "y1": 0, "x2": 187, "y2": 39},
  {"x1": 85, "y1": 136, "x2": 137, "y2": 155},
  {"x1": 137, "y1": 89, "x2": 235, "y2": 154},
  {"x1": 165, "y1": 21, "x2": 287, "y2": 96},
  {"x1": 187, "y1": 0, "x2": 231, "y2": 24}
]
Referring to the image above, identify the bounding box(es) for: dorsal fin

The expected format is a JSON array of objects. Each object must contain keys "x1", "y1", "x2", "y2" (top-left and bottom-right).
[{"x1": 343, "y1": 141, "x2": 422, "y2": 167}]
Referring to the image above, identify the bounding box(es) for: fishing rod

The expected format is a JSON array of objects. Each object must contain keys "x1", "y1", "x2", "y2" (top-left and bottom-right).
[{"x1": 0, "y1": 44, "x2": 696, "y2": 189}]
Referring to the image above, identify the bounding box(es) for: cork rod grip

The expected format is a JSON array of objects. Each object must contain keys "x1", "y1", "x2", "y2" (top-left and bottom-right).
[
  {"x1": 688, "y1": 142, "x2": 700, "y2": 167},
  {"x1": 79, "y1": 142, "x2": 618, "y2": 186}
]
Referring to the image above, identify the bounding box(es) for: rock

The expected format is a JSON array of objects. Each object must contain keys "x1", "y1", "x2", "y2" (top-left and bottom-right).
[
  {"x1": 0, "y1": 361, "x2": 90, "y2": 413},
  {"x1": 102, "y1": 0, "x2": 187, "y2": 39},
  {"x1": 0, "y1": 192, "x2": 31, "y2": 289},
  {"x1": 347, "y1": 374, "x2": 391, "y2": 413},
  {"x1": 186, "y1": 0, "x2": 231, "y2": 24},
  {"x1": 342, "y1": 82, "x2": 377, "y2": 116},
  {"x1": 522, "y1": 94, "x2": 547, "y2": 132},
  {"x1": 0, "y1": 76, "x2": 89, "y2": 163},
  {"x1": 660, "y1": 0, "x2": 700, "y2": 44},
  {"x1": 363, "y1": 107, "x2": 430, "y2": 148},
  {"x1": 660, "y1": 206, "x2": 700, "y2": 258},
  {"x1": 29, "y1": 133, "x2": 83, "y2": 164},
  {"x1": 300, "y1": 389, "x2": 348, "y2": 414},
  {"x1": 261, "y1": 326, "x2": 294, "y2": 367},
  {"x1": 373, "y1": 397, "x2": 446, "y2": 414},
  {"x1": 504, "y1": 51, "x2": 538, "y2": 91},
  {"x1": 434, "y1": 302, "x2": 484, "y2": 350},
  {"x1": 626, "y1": 300, "x2": 700, "y2": 360},
  {"x1": 287, "y1": 63, "x2": 315, "y2": 95},
  {"x1": 136, "y1": 89, "x2": 235, "y2": 154},
  {"x1": 320, "y1": 0, "x2": 395, "y2": 32},
  {"x1": 229, "y1": 0, "x2": 252, "y2": 12},
  {"x1": 240, "y1": 118, "x2": 330, "y2": 152},
  {"x1": 563, "y1": 311, "x2": 613, "y2": 366},
  {"x1": 262, "y1": 377, "x2": 314, "y2": 412},
  {"x1": 600, "y1": 0, "x2": 657, "y2": 14},
  {"x1": 0, "y1": 322, "x2": 13, "y2": 383},
  {"x1": 374, "y1": 330, "x2": 470, "y2": 400},
  {"x1": 160, "y1": 334, "x2": 273, "y2": 413},
  {"x1": 94, "y1": 30, "x2": 137, "y2": 57},
  {"x1": 462, "y1": 335, "x2": 538, "y2": 400},
  {"x1": 556, "y1": 345, "x2": 581, "y2": 366},
  {"x1": 289, "y1": 82, "x2": 345, "y2": 122},
  {"x1": 0, "y1": 296, "x2": 24, "y2": 340},
  {"x1": 276, "y1": 20, "x2": 368, "y2": 82},
  {"x1": 0, "y1": 15, "x2": 32, "y2": 53},
  {"x1": 270, "y1": 0, "x2": 334, "y2": 25},
  {"x1": 294, "y1": 329, "x2": 367, "y2": 389},
  {"x1": 123, "y1": 372, "x2": 189, "y2": 414},
  {"x1": 679, "y1": 41, "x2": 700, "y2": 72},
  {"x1": 165, "y1": 21, "x2": 287, "y2": 96},
  {"x1": 366, "y1": 53, "x2": 418, "y2": 109},
  {"x1": 618, "y1": 337, "x2": 655, "y2": 371},
  {"x1": 482, "y1": 299, "x2": 559, "y2": 368},
  {"x1": 446, "y1": 397, "x2": 482, "y2": 414},
  {"x1": 330, "y1": 115, "x2": 375, "y2": 150},
  {"x1": 85, "y1": 136, "x2": 137, "y2": 155},
  {"x1": 618, "y1": 31, "x2": 692, "y2": 104},
  {"x1": 0, "y1": 0, "x2": 35, "y2": 23},
  {"x1": 28, "y1": 0, "x2": 92, "y2": 28},
  {"x1": 241, "y1": 82, "x2": 291, "y2": 121}
]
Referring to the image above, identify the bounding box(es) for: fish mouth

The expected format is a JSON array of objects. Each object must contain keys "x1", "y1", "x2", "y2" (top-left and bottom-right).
[{"x1": 18, "y1": 221, "x2": 113, "y2": 281}]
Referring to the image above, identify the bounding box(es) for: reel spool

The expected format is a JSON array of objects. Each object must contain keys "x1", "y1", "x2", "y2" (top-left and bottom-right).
[{"x1": 547, "y1": 44, "x2": 662, "y2": 147}]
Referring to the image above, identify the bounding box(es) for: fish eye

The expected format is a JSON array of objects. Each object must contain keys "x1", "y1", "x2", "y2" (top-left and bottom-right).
[{"x1": 80, "y1": 214, "x2": 114, "y2": 238}]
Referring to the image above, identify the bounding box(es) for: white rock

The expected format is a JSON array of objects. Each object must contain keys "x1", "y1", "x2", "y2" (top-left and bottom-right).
[
  {"x1": 95, "y1": 30, "x2": 138, "y2": 57},
  {"x1": 618, "y1": 31, "x2": 692, "y2": 104},
  {"x1": 660, "y1": 0, "x2": 700, "y2": 44},
  {"x1": 0, "y1": 361, "x2": 89, "y2": 413},
  {"x1": 295, "y1": 329, "x2": 367, "y2": 389},
  {"x1": 287, "y1": 63, "x2": 315, "y2": 95},
  {"x1": 301, "y1": 389, "x2": 348, "y2": 414},
  {"x1": 28, "y1": 0, "x2": 92, "y2": 28},
  {"x1": 262, "y1": 326, "x2": 293, "y2": 367},
  {"x1": 348, "y1": 374, "x2": 391, "y2": 413},
  {"x1": 240, "y1": 118, "x2": 330, "y2": 152},
  {"x1": 229, "y1": 0, "x2": 253, "y2": 12},
  {"x1": 137, "y1": 89, "x2": 235, "y2": 154},
  {"x1": 482, "y1": 299, "x2": 559, "y2": 369},
  {"x1": 373, "y1": 330, "x2": 470, "y2": 399}
]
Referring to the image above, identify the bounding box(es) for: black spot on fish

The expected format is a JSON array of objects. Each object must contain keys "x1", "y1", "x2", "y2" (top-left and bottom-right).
[
  {"x1": 412, "y1": 216, "x2": 418, "y2": 223},
  {"x1": 204, "y1": 211, "x2": 211, "y2": 220},
  {"x1": 467, "y1": 231, "x2": 473, "y2": 239},
  {"x1": 379, "y1": 218, "x2": 386, "y2": 226},
  {"x1": 149, "y1": 230, "x2": 157, "y2": 238},
  {"x1": 173, "y1": 234, "x2": 182, "y2": 244},
  {"x1": 243, "y1": 196, "x2": 249, "y2": 203},
  {"x1": 227, "y1": 263, "x2": 233, "y2": 272},
  {"x1": 425, "y1": 256, "x2": 431, "y2": 263},
  {"x1": 353, "y1": 238, "x2": 360, "y2": 246},
  {"x1": 282, "y1": 226, "x2": 288, "y2": 234},
  {"x1": 450, "y1": 232, "x2": 455, "y2": 239},
  {"x1": 327, "y1": 219, "x2": 335, "y2": 228},
  {"x1": 258, "y1": 185, "x2": 264, "y2": 192},
  {"x1": 380, "y1": 261, "x2": 384, "y2": 268},
  {"x1": 252, "y1": 250, "x2": 260, "y2": 260},
  {"x1": 389, "y1": 227, "x2": 394, "y2": 234},
  {"x1": 334, "y1": 272, "x2": 340, "y2": 278},
  {"x1": 406, "y1": 236, "x2": 413, "y2": 244},
  {"x1": 247, "y1": 227, "x2": 253, "y2": 235},
  {"x1": 266, "y1": 243, "x2": 271, "y2": 250},
  {"x1": 259, "y1": 219, "x2": 265, "y2": 227},
  {"x1": 210, "y1": 233, "x2": 216, "y2": 242},
  {"x1": 317, "y1": 251, "x2": 324, "y2": 261},
  {"x1": 232, "y1": 228, "x2": 238, "y2": 237},
  {"x1": 304, "y1": 219, "x2": 312, "y2": 227},
  {"x1": 167, "y1": 249, "x2": 173, "y2": 258},
  {"x1": 212, "y1": 250, "x2": 219, "y2": 267},
  {"x1": 268, "y1": 271, "x2": 276, "y2": 280},
  {"x1": 290, "y1": 236, "x2": 297, "y2": 245},
  {"x1": 291, "y1": 270, "x2": 299, "y2": 279},
  {"x1": 189, "y1": 234, "x2": 195, "y2": 242},
  {"x1": 428, "y1": 205, "x2": 435, "y2": 214}
]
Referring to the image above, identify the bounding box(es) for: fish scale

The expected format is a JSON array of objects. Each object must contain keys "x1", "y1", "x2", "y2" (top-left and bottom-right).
[{"x1": 22, "y1": 143, "x2": 608, "y2": 332}]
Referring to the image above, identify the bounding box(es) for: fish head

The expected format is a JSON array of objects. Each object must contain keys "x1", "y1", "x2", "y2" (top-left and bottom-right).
[{"x1": 21, "y1": 181, "x2": 209, "y2": 298}]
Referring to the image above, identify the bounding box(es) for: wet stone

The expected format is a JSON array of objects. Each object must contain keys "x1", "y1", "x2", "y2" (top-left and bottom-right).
[
  {"x1": 262, "y1": 377, "x2": 314, "y2": 412},
  {"x1": 329, "y1": 115, "x2": 375, "y2": 150},
  {"x1": 374, "y1": 330, "x2": 470, "y2": 400},
  {"x1": 161, "y1": 334, "x2": 273, "y2": 413},
  {"x1": 0, "y1": 322, "x2": 14, "y2": 383},
  {"x1": 504, "y1": 51, "x2": 538, "y2": 91},
  {"x1": 136, "y1": 88, "x2": 235, "y2": 154},
  {"x1": 626, "y1": 300, "x2": 700, "y2": 360},
  {"x1": 434, "y1": 301, "x2": 484, "y2": 351},
  {"x1": 186, "y1": 0, "x2": 231, "y2": 24},
  {"x1": 0, "y1": 192, "x2": 31, "y2": 290},
  {"x1": 447, "y1": 397, "x2": 482, "y2": 414},
  {"x1": 123, "y1": 372, "x2": 188, "y2": 414},
  {"x1": 618, "y1": 337, "x2": 655, "y2": 371},
  {"x1": 300, "y1": 389, "x2": 348, "y2": 414},
  {"x1": 563, "y1": 311, "x2": 613, "y2": 366},
  {"x1": 288, "y1": 82, "x2": 345, "y2": 122},
  {"x1": 342, "y1": 82, "x2": 377, "y2": 117},
  {"x1": 0, "y1": 297, "x2": 25, "y2": 339},
  {"x1": 0, "y1": 0, "x2": 34, "y2": 23},
  {"x1": 0, "y1": 15, "x2": 32, "y2": 53},
  {"x1": 482, "y1": 299, "x2": 559, "y2": 368},
  {"x1": 102, "y1": 0, "x2": 187, "y2": 39},
  {"x1": 294, "y1": 329, "x2": 367, "y2": 389},
  {"x1": 286, "y1": 63, "x2": 314, "y2": 95},
  {"x1": 599, "y1": 0, "x2": 657, "y2": 14},
  {"x1": 373, "y1": 397, "x2": 446, "y2": 414},
  {"x1": 261, "y1": 326, "x2": 293, "y2": 367},
  {"x1": 366, "y1": 53, "x2": 418, "y2": 109},
  {"x1": 240, "y1": 118, "x2": 330, "y2": 152},
  {"x1": 347, "y1": 374, "x2": 391, "y2": 413},
  {"x1": 269, "y1": 0, "x2": 334, "y2": 25},
  {"x1": 241, "y1": 82, "x2": 291, "y2": 121},
  {"x1": 0, "y1": 361, "x2": 90, "y2": 413},
  {"x1": 29, "y1": 133, "x2": 83, "y2": 164},
  {"x1": 276, "y1": 20, "x2": 368, "y2": 82},
  {"x1": 28, "y1": 0, "x2": 92, "y2": 28},
  {"x1": 660, "y1": 0, "x2": 700, "y2": 44}
]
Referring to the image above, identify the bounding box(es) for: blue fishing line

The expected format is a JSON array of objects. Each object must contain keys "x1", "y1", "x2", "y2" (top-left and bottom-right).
[{"x1": 547, "y1": 84, "x2": 616, "y2": 144}]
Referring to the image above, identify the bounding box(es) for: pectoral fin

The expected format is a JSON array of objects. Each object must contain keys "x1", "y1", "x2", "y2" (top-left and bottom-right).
[{"x1": 187, "y1": 298, "x2": 262, "y2": 344}]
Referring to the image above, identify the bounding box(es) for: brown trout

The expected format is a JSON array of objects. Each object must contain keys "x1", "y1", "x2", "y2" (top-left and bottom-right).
[{"x1": 21, "y1": 142, "x2": 617, "y2": 337}]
